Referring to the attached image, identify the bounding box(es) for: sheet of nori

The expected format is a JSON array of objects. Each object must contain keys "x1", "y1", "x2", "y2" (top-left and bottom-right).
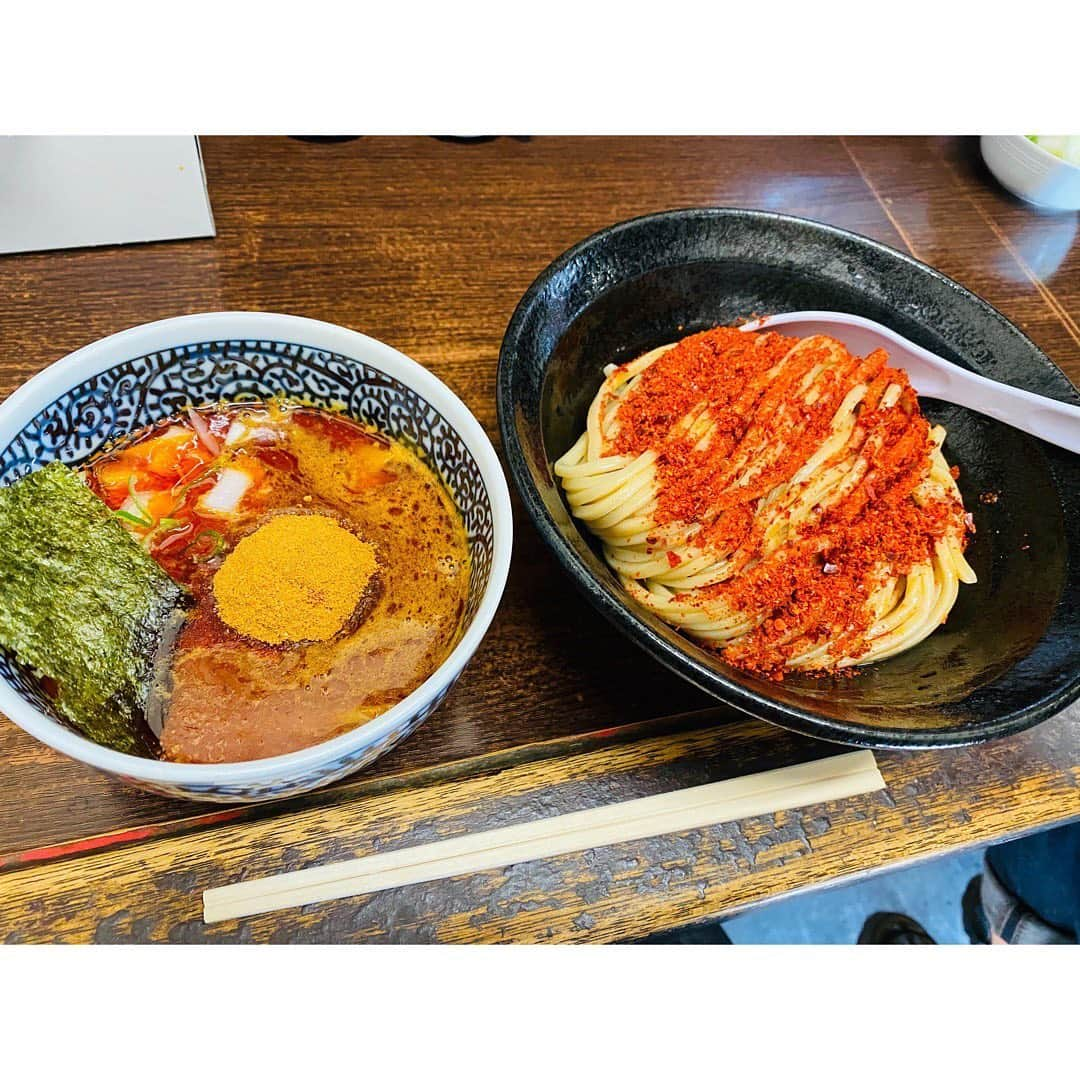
[{"x1": 0, "y1": 461, "x2": 185, "y2": 754}]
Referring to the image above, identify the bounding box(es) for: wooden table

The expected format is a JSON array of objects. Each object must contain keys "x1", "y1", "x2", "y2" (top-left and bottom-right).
[{"x1": 0, "y1": 136, "x2": 1077, "y2": 943}]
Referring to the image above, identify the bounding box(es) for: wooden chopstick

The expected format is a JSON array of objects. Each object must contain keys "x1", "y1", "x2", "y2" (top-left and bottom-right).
[
  {"x1": 212, "y1": 750, "x2": 873, "y2": 907},
  {"x1": 205, "y1": 752, "x2": 878, "y2": 916},
  {"x1": 203, "y1": 750, "x2": 884, "y2": 924}
]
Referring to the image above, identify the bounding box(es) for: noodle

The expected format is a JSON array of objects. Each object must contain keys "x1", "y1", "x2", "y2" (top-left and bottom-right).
[{"x1": 555, "y1": 327, "x2": 976, "y2": 678}]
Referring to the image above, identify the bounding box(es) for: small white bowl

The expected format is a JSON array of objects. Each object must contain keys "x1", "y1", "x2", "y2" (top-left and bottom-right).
[
  {"x1": 980, "y1": 135, "x2": 1080, "y2": 211},
  {"x1": 0, "y1": 312, "x2": 513, "y2": 802}
]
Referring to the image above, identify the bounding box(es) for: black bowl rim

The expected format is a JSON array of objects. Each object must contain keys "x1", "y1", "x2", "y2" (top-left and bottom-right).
[{"x1": 497, "y1": 206, "x2": 1080, "y2": 750}]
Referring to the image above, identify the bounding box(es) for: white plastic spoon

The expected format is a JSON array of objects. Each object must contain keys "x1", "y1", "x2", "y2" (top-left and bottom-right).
[{"x1": 739, "y1": 310, "x2": 1080, "y2": 454}]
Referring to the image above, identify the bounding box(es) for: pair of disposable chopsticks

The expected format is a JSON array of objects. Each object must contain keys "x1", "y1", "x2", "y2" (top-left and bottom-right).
[{"x1": 203, "y1": 749, "x2": 884, "y2": 924}]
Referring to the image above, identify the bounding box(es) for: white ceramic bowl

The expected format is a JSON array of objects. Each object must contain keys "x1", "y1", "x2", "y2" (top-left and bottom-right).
[
  {"x1": 0, "y1": 312, "x2": 512, "y2": 802},
  {"x1": 980, "y1": 135, "x2": 1080, "y2": 211}
]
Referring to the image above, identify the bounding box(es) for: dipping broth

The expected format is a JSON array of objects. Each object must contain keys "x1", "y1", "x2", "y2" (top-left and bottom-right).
[{"x1": 86, "y1": 403, "x2": 470, "y2": 763}]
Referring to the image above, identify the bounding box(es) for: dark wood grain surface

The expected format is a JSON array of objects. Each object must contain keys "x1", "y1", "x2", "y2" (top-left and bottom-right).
[
  {"x1": 0, "y1": 136, "x2": 1077, "y2": 941},
  {"x1": 3, "y1": 706, "x2": 1077, "y2": 944}
]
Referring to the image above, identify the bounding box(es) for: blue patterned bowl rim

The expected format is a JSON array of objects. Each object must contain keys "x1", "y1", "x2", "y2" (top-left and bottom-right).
[{"x1": 0, "y1": 312, "x2": 513, "y2": 788}]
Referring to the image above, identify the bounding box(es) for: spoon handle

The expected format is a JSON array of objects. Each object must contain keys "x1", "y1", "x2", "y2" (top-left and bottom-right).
[
  {"x1": 932, "y1": 365, "x2": 1080, "y2": 455},
  {"x1": 740, "y1": 312, "x2": 1080, "y2": 455}
]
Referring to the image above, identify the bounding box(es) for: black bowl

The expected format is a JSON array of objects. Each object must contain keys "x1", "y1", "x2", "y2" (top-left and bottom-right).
[{"x1": 497, "y1": 208, "x2": 1080, "y2": 749}]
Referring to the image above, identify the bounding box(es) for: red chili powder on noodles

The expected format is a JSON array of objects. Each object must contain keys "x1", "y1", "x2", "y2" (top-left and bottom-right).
[{"x1": 605, "y1": 327, "x2": 968, "y2": 677}]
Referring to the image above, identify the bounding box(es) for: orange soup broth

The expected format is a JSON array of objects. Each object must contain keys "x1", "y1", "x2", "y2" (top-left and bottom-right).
[{"x1": 86, "y1": 404, "x2": 470, "y2": 763}]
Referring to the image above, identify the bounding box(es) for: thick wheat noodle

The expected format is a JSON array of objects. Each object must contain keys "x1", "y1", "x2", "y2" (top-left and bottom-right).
[{"x1": 554, "y1": 330, "x2": 977, "y2": 674}]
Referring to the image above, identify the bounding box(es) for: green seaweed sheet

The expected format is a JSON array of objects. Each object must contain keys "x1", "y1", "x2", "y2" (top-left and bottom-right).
[{"x1": 0, "y1": 461, "x2": 184, "y2": 754}]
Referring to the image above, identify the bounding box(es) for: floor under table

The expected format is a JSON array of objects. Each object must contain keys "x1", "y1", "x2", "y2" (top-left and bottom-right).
[{"x1": 635, "y1": 847, "x2": 986, "y2": 944}]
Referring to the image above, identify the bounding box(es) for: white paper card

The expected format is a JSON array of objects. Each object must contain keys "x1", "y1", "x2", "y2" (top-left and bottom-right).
[{"x1": 0, "y1": 136, "x2": 215, "y2": 255}]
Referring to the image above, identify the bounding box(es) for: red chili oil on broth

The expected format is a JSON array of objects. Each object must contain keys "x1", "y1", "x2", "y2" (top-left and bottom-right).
[{"x1": 85, "y1": 403, "x2": 470, "y2": 763}]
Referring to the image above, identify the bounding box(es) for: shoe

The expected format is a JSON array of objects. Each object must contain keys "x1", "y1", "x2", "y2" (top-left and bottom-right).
[
  {"x1": 857, "y1": 911, "x2": 936, "y2": 944},
  {"x1": 962, "y1": 875, "x2": 990, "y2": 944}
]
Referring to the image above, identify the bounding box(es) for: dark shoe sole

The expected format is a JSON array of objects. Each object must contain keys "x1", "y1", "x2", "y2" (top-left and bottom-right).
[
  {"x1": 962, "y1": 875, "x2": 990, "y2": 944},
  {"x1": 858, "y1": 911, "x2": 936, "y2": 944}
]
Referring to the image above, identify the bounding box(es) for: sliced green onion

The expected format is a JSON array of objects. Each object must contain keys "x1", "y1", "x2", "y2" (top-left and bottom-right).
[
  {"x1": 172, "y1": 463, "x2": 220, "y2": 500},
  {"x1": 124, "y1": 476, "x2": 153, "y2": 526},
  {"x1": 127, "y1": 474, "x2": 145, "y2": 507},
  {"x1": 114, "y1": 509, "x2": 153, "y2": 528},
  {"x1": 190, "y1": 528, "x2": 227, "y2": 563},
  {"x1": 141, "y1": 515, "x2": 187, "y2": 549}
]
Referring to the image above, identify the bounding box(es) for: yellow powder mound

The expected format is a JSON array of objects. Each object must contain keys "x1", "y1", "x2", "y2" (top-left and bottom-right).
[{"x1": 213, "y1": 514, "x2": 377, "y2": 645}]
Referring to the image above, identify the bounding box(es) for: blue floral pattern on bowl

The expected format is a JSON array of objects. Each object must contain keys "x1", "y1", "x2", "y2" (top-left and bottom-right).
[{"x1": 0, "y1": 338, "x2": 496, "y2": 802}]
